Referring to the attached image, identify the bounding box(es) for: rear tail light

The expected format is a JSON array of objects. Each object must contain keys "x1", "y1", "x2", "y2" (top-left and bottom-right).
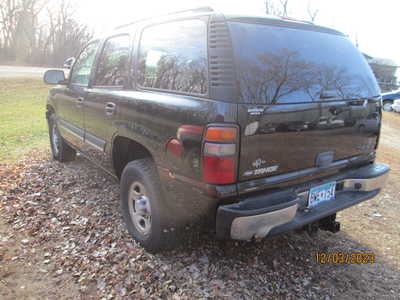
[
  {"x1": 204, "y1": 143, "x2": 236, "y2": 157},
  {"x1": 205, "y1": 127, "x2": 237, "y2": 142},
  {"x1": 202, "y1": 126, "x2": 238, "y2": 184}
]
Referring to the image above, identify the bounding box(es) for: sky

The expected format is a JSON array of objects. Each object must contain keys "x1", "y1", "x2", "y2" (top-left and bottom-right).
[{"x1": 72, "y1": 0, "x2": 399, "y2": 66}]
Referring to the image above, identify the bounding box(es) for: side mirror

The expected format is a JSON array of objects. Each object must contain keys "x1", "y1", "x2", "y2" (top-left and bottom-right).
[
  {"x1": 44, "y1": 70, "x2": 66, "y2": 85},
  {"x1": 63, "y1": 57, "x2": 75, "y2": 69}
]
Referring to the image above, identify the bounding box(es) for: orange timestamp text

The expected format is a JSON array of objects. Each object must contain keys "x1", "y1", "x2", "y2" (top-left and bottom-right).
[{"x1": 315, "y1": 252, "x2": 376, "y2": 264}]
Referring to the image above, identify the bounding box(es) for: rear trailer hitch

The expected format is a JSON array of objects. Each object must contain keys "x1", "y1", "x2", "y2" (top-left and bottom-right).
[
  {"x1": 319, "y1": 214, "x2": 341, "y2": 233},
  {"x1": 304, "y1": 214, "x2": 341, "y2": 236}
]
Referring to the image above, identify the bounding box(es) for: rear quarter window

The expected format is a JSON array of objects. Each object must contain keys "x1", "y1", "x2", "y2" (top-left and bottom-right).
[
  {"x1": 137, "y1": 19, "x2": 208, "y2": 95},
  {"x1": 229, "y1": 22, "x2": 380, "y2": 104}
]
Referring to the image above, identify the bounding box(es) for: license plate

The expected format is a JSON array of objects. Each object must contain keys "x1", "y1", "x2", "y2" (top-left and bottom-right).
[{"x1": 308, "y1": 182, "x2": 336, "y2": 208}]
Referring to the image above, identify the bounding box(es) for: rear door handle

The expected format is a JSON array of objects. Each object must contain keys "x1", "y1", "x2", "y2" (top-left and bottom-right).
[
  {"x1": 105, "y1": 102, "x2": 116, "y2": 115},
  {"x1": 76, "y1": 97, "x2": 84, "y2": 104}
]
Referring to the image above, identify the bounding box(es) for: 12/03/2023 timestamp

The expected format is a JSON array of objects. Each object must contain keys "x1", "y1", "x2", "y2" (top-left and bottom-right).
[{"x1": 315, "y1": 252, "x2": 376, "y2": 264}]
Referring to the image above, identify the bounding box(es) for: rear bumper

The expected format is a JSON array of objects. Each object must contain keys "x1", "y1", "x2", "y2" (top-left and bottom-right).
[{"x1": 216, "y1": 162, "x2": 389, "y2": 240}]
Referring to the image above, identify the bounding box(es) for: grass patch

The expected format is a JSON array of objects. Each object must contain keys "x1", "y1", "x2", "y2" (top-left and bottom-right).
[{"x1": 0, "y1": 78, "x2": 50, "y2": 161}]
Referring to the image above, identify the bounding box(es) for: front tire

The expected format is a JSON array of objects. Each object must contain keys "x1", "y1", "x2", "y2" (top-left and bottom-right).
[
  {"x1": 48, "y1": 114, "x2": 76, "y2": 162},
  {"x1": 120, "y1": 159, "x2": 180, "y2": 252}
]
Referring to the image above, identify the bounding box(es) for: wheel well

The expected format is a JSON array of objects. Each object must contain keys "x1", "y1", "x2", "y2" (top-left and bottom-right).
[{"x1": 112, "y1": 136, "x2": 153, "y2": 179}]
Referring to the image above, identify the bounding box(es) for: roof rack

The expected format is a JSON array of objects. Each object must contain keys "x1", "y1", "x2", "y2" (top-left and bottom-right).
[{"x1": 115, "y1": 6, "x2": 214, "y2": 30}]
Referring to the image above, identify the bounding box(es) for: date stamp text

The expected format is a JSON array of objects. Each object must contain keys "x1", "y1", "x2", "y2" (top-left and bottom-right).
[{"x1": 315, "y1": 252, "x2": 376, "y2": 264}]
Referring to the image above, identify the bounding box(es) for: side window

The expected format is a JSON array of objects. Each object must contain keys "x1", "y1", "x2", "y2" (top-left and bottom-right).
[
  {"x1": 94, "y1": 35, "x2": 130, "y2": 86},
  {"x1": 138, "y1": 19, "x2": 208, "y2": 95},
  {"x1": 70, "y1": 41, "x2": 99, "y2": 86}
]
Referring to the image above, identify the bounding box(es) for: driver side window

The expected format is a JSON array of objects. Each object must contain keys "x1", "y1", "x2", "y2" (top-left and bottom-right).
[{"x1": 70, "y1": 41, "x2": 100, "y2": 86}]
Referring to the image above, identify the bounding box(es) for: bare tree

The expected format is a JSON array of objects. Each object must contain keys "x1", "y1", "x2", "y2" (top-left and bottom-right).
[
  {"x1": 265, "y1": 0, "x2": 290, "y2": 17},
  {"x1": 0, "y1": 0, "x2": 19, "y2": 58},
  {"x1": 45, "y1": 0, "x2": 92, "y2": 65},
  {"x1": 307, "y1": 2, "x2": 319, "y2": 22},
  {"x1": 0, "y1": 0, "x2": 49, "y2": 61},
  {"x1": 265, "y1": 0, "x2": 322, "y2": 22},
  {"x1": 279, "y1": 0, "x2": 289, "y2": 17},
  {"x1": 265, "y1": 0, "x2": 278, "y2": 15},
  {"x1": 0, "y1": 0, "x2": 92, "y2": 66}
]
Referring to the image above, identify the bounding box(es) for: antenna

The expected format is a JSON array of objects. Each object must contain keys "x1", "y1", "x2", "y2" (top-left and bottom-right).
[{"x1": 115, "y1": 6, "x2": 214, "y2": 30}]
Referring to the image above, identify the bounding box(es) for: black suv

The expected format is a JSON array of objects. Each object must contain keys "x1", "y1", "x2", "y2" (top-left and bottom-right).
[{"x1": 44, "y1": 7, "x2": 390, "y2": 251}]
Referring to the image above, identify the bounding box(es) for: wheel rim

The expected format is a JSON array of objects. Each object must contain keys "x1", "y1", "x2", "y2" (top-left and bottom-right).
[
  {"x1": 383, "y1": 102, "x2": 392, "y2": 111},
  {"x1": 51, "y1": 124, "x2": 60, "y2": 156},
  {"x1": 128, "y1": 181, "x2": 152, "y2": 236}
]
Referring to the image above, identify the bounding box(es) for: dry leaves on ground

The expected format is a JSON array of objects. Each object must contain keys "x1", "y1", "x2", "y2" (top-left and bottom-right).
[{"x1": 0, "y1": 151, "x2": 399, "y2": 300}]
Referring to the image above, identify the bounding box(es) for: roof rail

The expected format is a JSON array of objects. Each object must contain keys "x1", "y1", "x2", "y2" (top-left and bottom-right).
[
  {"x1": 280, "y1": 16, "x2": 314, "y2": 25},
  {"x1": 115, "y1": 6, "x2": 214, "y2": 30}
]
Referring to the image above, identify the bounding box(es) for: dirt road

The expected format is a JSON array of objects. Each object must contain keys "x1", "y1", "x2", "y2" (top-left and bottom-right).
[{"x1": 0, "y1": 113, "x2": 399, "y2": 299}]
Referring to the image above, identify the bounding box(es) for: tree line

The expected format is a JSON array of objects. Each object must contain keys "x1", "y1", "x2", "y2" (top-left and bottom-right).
[
  {"x1": 0, "y1": 0, "x2": 318, "y2": 67},
  {"x1": 265, "y1": 0, "x2": 319, "y2": 22},
  {"x1": 0, "y1": 0, "x2": 92, "y2": 67}
]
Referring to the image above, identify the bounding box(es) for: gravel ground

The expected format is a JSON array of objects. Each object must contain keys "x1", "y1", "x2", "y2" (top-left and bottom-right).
[{"x1": 1, "y1": 114, "x2": 399, "y2": 300}]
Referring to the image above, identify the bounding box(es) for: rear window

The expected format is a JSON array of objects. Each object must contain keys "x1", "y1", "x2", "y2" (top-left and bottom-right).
[{"x1": 229, "y1": 22, "x2": 380, "y2": 104}]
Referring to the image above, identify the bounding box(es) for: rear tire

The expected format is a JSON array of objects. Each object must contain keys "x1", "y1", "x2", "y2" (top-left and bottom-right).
[
  {"x1": 383, "y1": 100, "x2": 393, "y2": 112},
  {"x1": 48, "y1": 114, "x2": 76, "y2": 162},
  {"x1": 120, "y1": 158, "x2": 180, "y2": 252}
]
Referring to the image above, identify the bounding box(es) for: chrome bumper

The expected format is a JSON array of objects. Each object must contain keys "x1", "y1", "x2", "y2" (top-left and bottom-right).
[
  {"x1": 342, "y1": 171, "x2": 389, "y2": 192},
  {"x1": 231, "y1": 204, "x2": 298, "y2": 240},
  {"x1": 227, "y1": 164, "x2": 389, "y2": 241}
]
